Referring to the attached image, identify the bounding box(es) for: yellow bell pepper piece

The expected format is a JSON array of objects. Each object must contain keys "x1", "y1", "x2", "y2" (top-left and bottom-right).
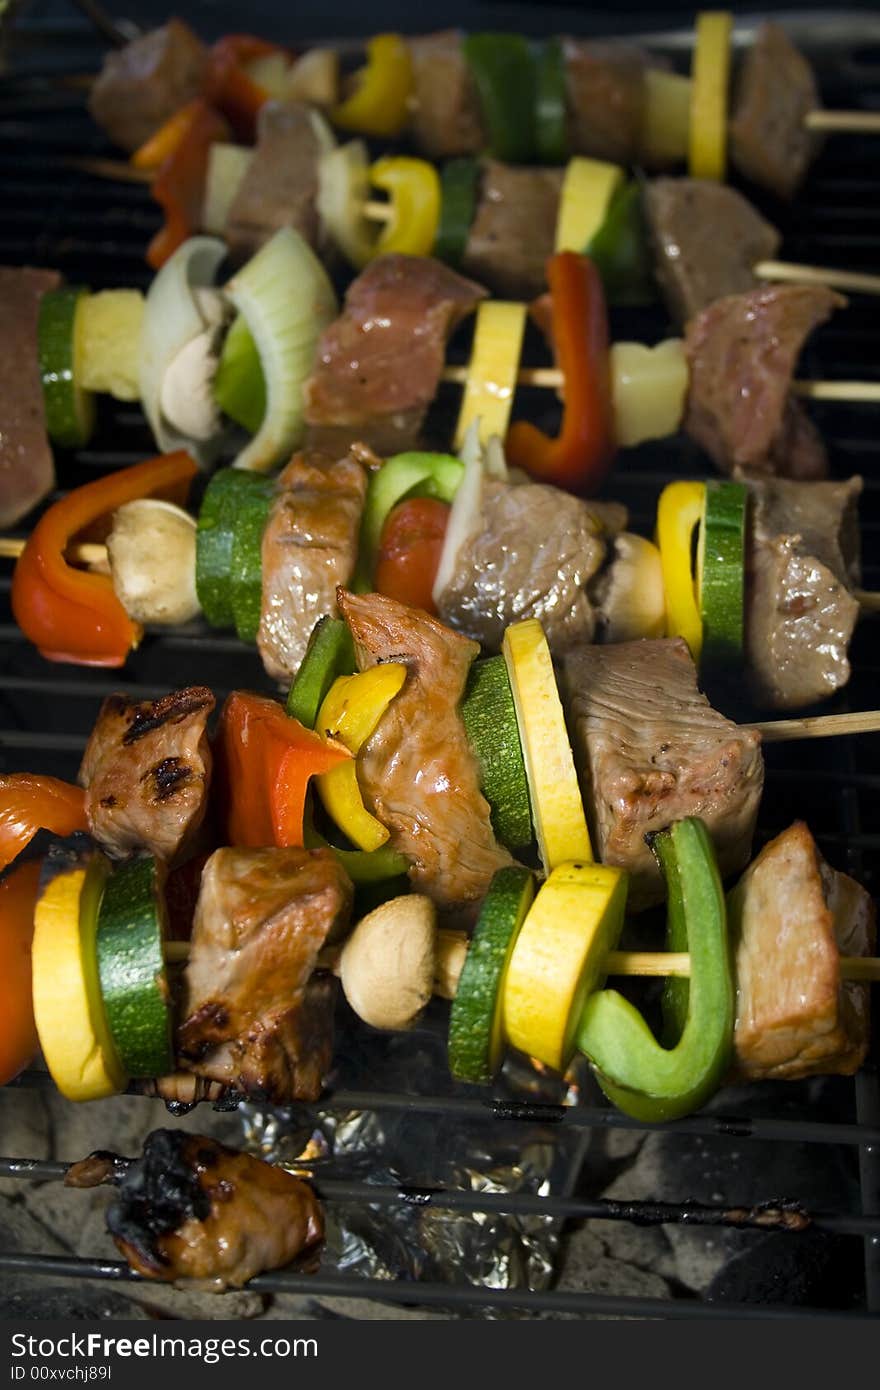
[
  {"x1": 315, "y1": 664, "x2": 407, "y2": 849},
  {"x1": 502, "y1": 618, "x2": 592, "y2": 872},
  {"x1": 655, "y1": 480, "x2": 706, "y2": 662},
  {"x1": 368, "y1": 156, "x2": 441, "y2": 259},
  {"x1": 454, "y1": 301, "x2": 528, "y2": 450},
  {"x1": 640, "y1": 70, "x2": 692, "y2": 166},
  {"x1": 555, "y1": 156, "x2": 624, "y2": 254},
  {"x1": 504, "y1": 861, "x2": 628, "y2": 1072},
  {"x1": 31, "y1": 847, "x2": 126, "y2": 1101},
  {"x1": 331, "y1": 33, "x2": 414, "y2": 139},
  {"x1": 689, "y1": 11, "x2": 733, "y2": 180},
  {"x1": 610, "y1": 339, "x2": 689, "y2": 448}
]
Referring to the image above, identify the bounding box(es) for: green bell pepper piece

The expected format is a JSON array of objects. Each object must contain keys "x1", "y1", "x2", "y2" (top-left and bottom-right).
[
  {"x1": 286, "y1": 616, "x2": 357, "y2": 728},
  {"x1": 576, "y1": 817, "x2": 734, "y2": 1121},
  {"x1": 303, "y1": 798, "x2": 408, "y2": 885},
  {"x1": 534, "y1": 37, "x2": 568, "y2": 165},
  {"x1": 213, "y1": 313, "x2": 267, "y2": 436},
  {"x1": 358, "y1": 451, "x2": 464, "y2": 589},
  {"x1": 435, "y1": 158, "x2": 481, "y2": 268},
  {"x1": 585, "y1": 180, "x2": 655, "y2": 307},
  {"x1": 462, "y1": 34, "x2": 537, "y2": 164}
]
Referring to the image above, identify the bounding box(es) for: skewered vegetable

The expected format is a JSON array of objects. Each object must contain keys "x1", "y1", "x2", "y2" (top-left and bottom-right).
[
  {"x1": 37, "y1": 287, "x2": 95, "y2": 447},
  {"x1": 95, "y1": 855, "x2": 173, "y2": 1077},
  {"x1": 106, "y1": 498, "x2": 200, "y2": 626}
]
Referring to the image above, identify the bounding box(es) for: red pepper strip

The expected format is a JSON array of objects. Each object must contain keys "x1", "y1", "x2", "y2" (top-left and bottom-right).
[
  {"x1": 0, "y1": 859, "x2": 43, "y2": 1085},
  {"x1": 216, "y1": 691, "x2": 350, "y2": 849},
  {"x1": 131, "y1": 98, "x2": 206, "y2": 172},
  {"x1": 0, "y1": 773, "x2": 86, "y2": 873},
  {"x1": 146, "y1": 99, "x2": 231, "y2": 270},
  {"x1": 11, "y1": 451, "x2": 198, "y2": 667},
  {"x1": 505, "y1": 252, "x2": 615, "y2": 495},
  {"x1": 205, "y1": 35, "x2": 287, "y2": 142}
]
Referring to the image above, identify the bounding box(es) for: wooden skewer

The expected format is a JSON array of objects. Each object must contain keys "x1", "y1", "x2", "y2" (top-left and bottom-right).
[
  {"x1": 748, "y1": 710, "x2": 880, "y2": 742},
  {"x1": 804, "y1": 110, "x2": 880, "y2": 135}
]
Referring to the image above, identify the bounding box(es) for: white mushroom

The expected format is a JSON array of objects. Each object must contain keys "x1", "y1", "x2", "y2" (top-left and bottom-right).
[
  {"x1": 106, "y1": 499, "x2": 200, "y2": 626},
  {"x1": 338, "y1": 895, "x2": 437, "y2": 1031},
  {"x1": 159, "y1": 327, "x2": 223, "y2": 442}
]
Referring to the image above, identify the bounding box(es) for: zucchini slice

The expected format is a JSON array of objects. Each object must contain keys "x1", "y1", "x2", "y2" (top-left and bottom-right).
[
  {"x1": 697, "y1": 480, "x2": 748, "y2": 674},
  {"x1": 460, "y1": 655, "x2": 532, "y2": 851},
  {"x1": 37, "y1": 287, "x2": 95, "y2": 447},
  {"x1": 230, "y1": 474, "x2": 275, "y2": 643},
  {"x1": 96, "y1": 855, "x2": 173, "y2": 1078},
  {"x1": 196, "y1": 467, "x2": 271, "y2": 628},
  {"x1": 448, "y1": 864, "x2": 535, "y2": 1084},
  {"x1": 286, "y1": 616, "x2": 357, "y2": 728}
]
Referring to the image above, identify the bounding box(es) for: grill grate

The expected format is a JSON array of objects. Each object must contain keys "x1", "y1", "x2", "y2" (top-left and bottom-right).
[{"x1": 1, "y1": 8, "x2": 879, "y2": 1318}]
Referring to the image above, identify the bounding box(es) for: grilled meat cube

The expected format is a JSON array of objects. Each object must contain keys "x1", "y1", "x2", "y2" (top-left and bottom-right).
[
  {"x1": 729, "y1": 23, "x2": 821, "y2": 199},
  {"x1": 88, "y1": 20, "x2": 209, "y2": 153},
  {"x1": 338, "y1": 589, "x2": 511, "y2": 918},
  {"x1": 257, "y1": 451, "x2": 367, "y2": 685},
  {"x1": 643, "y1": 179, "x2": 781, "y2": 325},
  {"x1": 66, "y1": 1130, "x2": 323, "y2": 1289},
  {"x1": 461, "y1": 163, "x2": 564, "y2": 301},
  {"x1": 562, "y1": 39, "x2": 648, "y2": 165},
  {"x1": 684, "y1": 285, "x2": 843, "y2": 478},
  {"x1": 303, "y1": 255, "x2": 486, "y2": 456},
  {"x1": 559, "y1": 638, "x2": 763, "y2": 909},
  {"x1": 436, "y1": 478, "x2": 625, "y2": 655},
  {"x1": 729, "y1": 822, "x2": 874, "y2": 1080},
  {"x1": 177, "y1": 846, "x2": 351, "y2": 1103},
  {"x1": 741, "y1": 474, "x2": 862, "y2": 709},
  {"x1": 0, "y1": 266, "x2": 60, "y2": 528},
  {"x1": 406, "y1": 31, "x2": 485, "y2": 160},
  {"x1": 224, "y1": 101, "x2": 326, "y2": 262},
  {"x1": 79, "y1": 687, "x2": 214, "y2": 864}
]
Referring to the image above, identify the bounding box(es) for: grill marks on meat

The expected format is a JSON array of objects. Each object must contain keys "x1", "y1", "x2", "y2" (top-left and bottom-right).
[
  {"x1": 729, "y1": 23, "x2": 821, "y2": 199},
  {"x1": 338, "y1": 590, "x2": 511, "y2": 917},
  {"x1": 406, "y1": 31, "x2": 485, "y2": 159},
  {"x1": 461, "y1": 163, "x2": 564, "y2": 301},
  {"x1": 562, "y1": 40, "x2": 648, "y2": 165},
  {"x1": 741, "y1": 475, "x2": 862, "y2": 710},
  {"x1": 643, "y1": 179, "x2": 781, "y2": 326},
  {"x1": 303, "y1": 255, "x2": 486, "y2": 456},
  {"x1": 67, "y1": 1130, "x2": 323, "y2": 1289},
  {"x1": 683, "y1": 285, "x2": 843, "y2": 478},
  {"x1": 177, "y1": 846, "x2": 352, "y2": 1103},
  {"x1": 79, "y1": 687, "x2": 214, "y2": 864},
  {"x1": 436, "y1": 479, "x2": 624, "y2": 656},
  {"x1": 560, "y1": 639, "x2": 763, "y2": 909},
  {"x1": 257, "y1": 452, "x2": 367, "y2": 684},
  {"x1": 0, "y1": 266, "x2": 61, "y2": 528},
  {"x1": 88, "y1": 20, "x2": 209, "y2": 153},
  {"x1": 729, "y1": 822, "x2": 874, "y2": 1080},
  {"x1": 224, "y1": 102, "x2": 325, "y2": 261}
]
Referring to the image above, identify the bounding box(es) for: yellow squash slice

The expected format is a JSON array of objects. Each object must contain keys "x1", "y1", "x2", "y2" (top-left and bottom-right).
[
  {"x1": 689, "y1": 11, "x2": 733, "y2": 180},
  {"x1": 455, "y1": 301, "x2": 527, "y2": 449},
  {"x1": 555, "y1": 156, "x2": 625, "y2": 254}
]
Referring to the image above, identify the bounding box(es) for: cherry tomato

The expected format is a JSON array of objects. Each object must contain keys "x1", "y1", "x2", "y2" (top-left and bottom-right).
[
  {"x1": 0, "y1": 860, "x2": 42, "y2": 1084},
  {"x1": 374, "y1": 497, "x2": 450, "y2": 615},
  {"x1": 0, "y1": 774, "x2": 87, "y2": 873}
]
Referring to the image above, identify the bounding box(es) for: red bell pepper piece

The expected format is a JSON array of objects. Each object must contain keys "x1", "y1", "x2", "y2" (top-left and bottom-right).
[
  {"x1": 505, "y1": 252, "x2": 615, "y2": 495},
  {"x1": 205, "y1": 35, "x2": 287, "y2": 142},
  {"x1": 0, "y1": 859, "x2": 43, "y2": 1085},
  {"x1": 11, "y1": 451, "x2": 198, "y2": 667},
  {"x1": 146, "y1": 98, "x2": 230, "y2": 270},
  {"x1": 0, "y1": 773, "x2": 86, "y2": 873},
  {"x1": 215, "y1": 691, "x2": 350, "y2": 849}
]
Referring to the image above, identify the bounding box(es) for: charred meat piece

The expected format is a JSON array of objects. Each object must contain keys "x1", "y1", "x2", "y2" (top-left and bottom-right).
[
  {"x1": 338, "y1": 589, "x2": 511, "y2": 918},
  {"x1": 406, "y1": 31, "x2": 485, "y2": 159},
  {"x1": 66, "y1": 1130, "x2": 323, "y2": 1289},
  {"x1": 224, "y1": 101, "x2": 326, "y2": 261},
  {"x1": 740, "y1": 475, "x2": 862, "y2": 710},
  {"x1": 88, "y1": 20, "x2": 209, "y2": 153},
  {"x1": 303, "y1": 255, "x2": 486, "y2": 456},
  {"x1": 562, "y1": 40, "x2": 648, "y2": 165},
  {"x1": 559, "y1": 639, "x2": 763, "y2": 909},
  {"x1": 79, "y1": 687, "x2": 214, "y2": 864},
  {"x1": 177, "y1": 846, "x2": 351, "y2": 1103},
  {"x1": 436, "y1": 478, "x2": 624, "y2": 655},
  {"x1": 258, "y1": 452, "x2": 367, "y2": 684},
  {"x1": 729, "y1": 822, "x2": 874, "y2": 1080},
  {"x1": 643, "y1": 179, "x2": 781, "y2": 325},
  {"x1": 0, "y1": 266, "x2": 60, "y2": 528},
  {"x1": 683, "y1": 285, "x2": 843, "y2": 478},
  {"x1": 729, "y1": 23, "x2": 821, "y2": 199},
  {"x1": 461, "y1": 162, "x2": 564, "y2": 301}
]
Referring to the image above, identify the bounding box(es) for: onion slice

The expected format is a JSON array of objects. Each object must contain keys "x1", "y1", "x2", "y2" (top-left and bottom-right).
[{"x1": 432, "y1": 421, "x2": 489, "y2": 604}]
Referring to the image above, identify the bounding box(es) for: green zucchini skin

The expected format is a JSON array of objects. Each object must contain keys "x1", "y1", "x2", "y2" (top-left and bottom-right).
[
  {"x1": 37, "y1": 287, "x2": 95, "y2": 448},
  {"x1": 96, "y1": 855, "x2": 173, "y2": 1078},
  {"x1": 461, "y1": 656, "x2": 533, "y2": 851},
  {"x1": 230, "y1": 475, "x2": 275, "y2": 643},
  {"x1": 196, "y1": 468, "x2": 271, "y2": 628},
  {"x1": 699, "y1": 480, "x2": 748, "y2": 674}
]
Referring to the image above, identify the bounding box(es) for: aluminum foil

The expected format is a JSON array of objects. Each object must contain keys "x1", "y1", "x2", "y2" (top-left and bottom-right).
[{"x1": 237, "y1": 1006, "x2": 588, "y2": 1314}]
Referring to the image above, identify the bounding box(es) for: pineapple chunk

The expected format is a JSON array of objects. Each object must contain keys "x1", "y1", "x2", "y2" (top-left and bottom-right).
[{"x1": 76, "y1": 289, "x2": 144, "y2": 402}]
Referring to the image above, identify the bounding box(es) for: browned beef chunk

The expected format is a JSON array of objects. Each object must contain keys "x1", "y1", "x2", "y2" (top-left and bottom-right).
[
  {"x1": 683, "y1": 285, "x2": 843, "y2": 478},
  {"x1": 740, "y1": 475, "x2": 862, "y2": 710},
  {"x1": 406, "y1": 31, "x2": 485, "y2": 159},
  {"x1": 79, "y1": 687, "x2": 214, "y2": 864},
  {"x1": 436, "y1": 479, "x2": 624, "y2": 655},
  {"x1": 728, "y1": 822, "x2": 874, "y2": 1080},
  {"x1": 257, "y1": 452, "x2": 367, "y2": 684},
  {"x1": 559, "y1": 639, "x2": 763, "y2": 909},
  {"x1": 67, "y1": 1130, "x2": 323, "y2": 1289},
  {"x1": 562, "y1": 40, "x2": 647, "y2": 164},
  {"x1": 224, "y1": 101, "x2": 325, "y2": 261},
  {"x1": 643, "y1": 179, "x2": 781, "y2": 326},
  {"x1": 88, "y1": 20, "x2": 209, "y2": 153},
  {"x1": 303, "y1": 255, "x2": 486, "y2": 456},
  {"x1": 338, "y1": 590, "x2": 511, "y2": 918},
  {"x1": 0, "y1": 266, "x2": 60, "y2": 528},
  {"x1": 461, "y1": 163, "x2": 563, "y2": 301},
  {"x1": 729, "y1": 23, "x2": 821, "y2": 199},
  {"x1": 177, "y1": 846, "x2": 351, "y2": 1103}
]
